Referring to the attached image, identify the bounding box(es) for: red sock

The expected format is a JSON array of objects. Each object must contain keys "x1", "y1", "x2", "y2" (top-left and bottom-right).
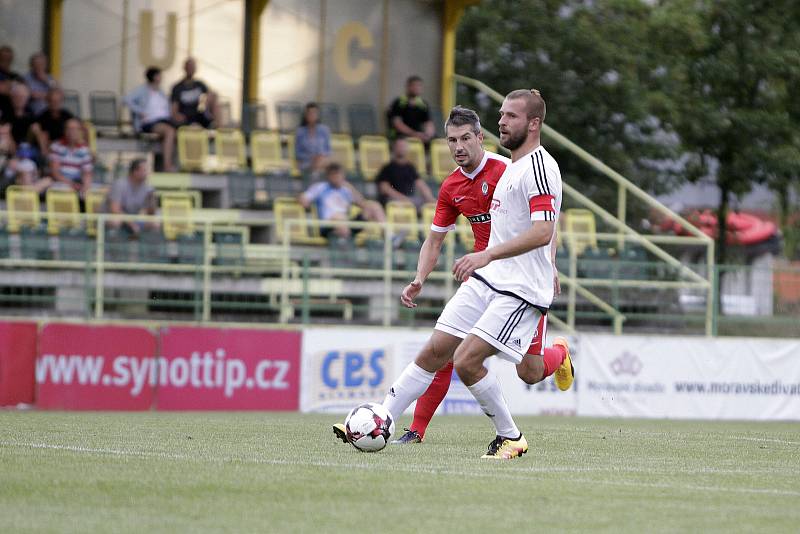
[
  {"x1": 409, "y1": 359, "x2": 453, "y2": 438},
  {"x1": 541, "y1": 345, "x2": 566, "y2": 378}
]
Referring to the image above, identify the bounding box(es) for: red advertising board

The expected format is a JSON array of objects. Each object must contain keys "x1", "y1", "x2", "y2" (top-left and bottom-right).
[
  {"x1": 36, "y1": 323, "x2": 158, "y2": 410},
  {"x1": 0, "y1": 322, "x2": 38, "y2": 406},
  {"x1": 157, "y1": 326, "x2": 301, "y2": 410}
]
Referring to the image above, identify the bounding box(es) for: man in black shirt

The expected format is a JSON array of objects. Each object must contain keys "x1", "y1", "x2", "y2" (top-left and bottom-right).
[
  {"x1": 6, "y1": 82, "x2": 34, "y2": 146},
  {"x1": 31, "y1": 87, "x2": 74, "y2": 152},
  {"x1": 376, "y1": 138, "x2": 435, "y2": 208},
  {"x1": 170, "y1": 57, "x2": 219, "y2": 128},
  {"x1": 0, "y1": 45, "x2": 23, "y2": 94},
  {"x1": 387, "y1": 75, "x2": 435, "y2": 143}
]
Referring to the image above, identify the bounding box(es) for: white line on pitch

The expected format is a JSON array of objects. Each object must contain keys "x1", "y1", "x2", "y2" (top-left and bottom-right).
[{"x1": 2, "y1": 441, "x2": 799, "y2": 498}]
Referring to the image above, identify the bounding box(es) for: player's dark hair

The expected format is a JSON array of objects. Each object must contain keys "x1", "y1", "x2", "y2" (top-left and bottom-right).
[
  {"x1": 445, "y1": 105, "x2": 481, "y2": 135},
  {"x1": 145, "y1": 66, "x2": 161, "y2": 83},
  {"x1": 129, "y1": 158, "x2": 147, "y2": 174},
  {"x1": 506, "y1": 88, "x2": 546, "y2": 122},
  {"x1": 325, "y1": 161, "x2": 344, "y2": 176},
  {"x1": 406, "y1": 75, "x2": 422, "y2": 85}
]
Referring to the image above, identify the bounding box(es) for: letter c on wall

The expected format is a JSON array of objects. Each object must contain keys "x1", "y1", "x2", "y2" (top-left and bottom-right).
[{"x1": 333, "y1": 22, "x2": 374, "y2": 85}]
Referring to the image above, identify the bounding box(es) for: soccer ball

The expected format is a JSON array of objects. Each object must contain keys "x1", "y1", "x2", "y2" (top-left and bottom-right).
[{"x1": 345, "y1": 402, "x2": 395, "y2": 452}]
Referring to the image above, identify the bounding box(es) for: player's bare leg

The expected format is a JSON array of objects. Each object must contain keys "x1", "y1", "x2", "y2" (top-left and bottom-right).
[{"x1": 454, "y1": 334, "x2": 528, "y2": 459}]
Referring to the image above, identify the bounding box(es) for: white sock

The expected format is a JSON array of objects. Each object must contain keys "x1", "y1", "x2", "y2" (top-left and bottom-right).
[
  {"x1": 382, "y1": 363, "x2": 435, "y2": 421},
  {"x1": 466, "y1": 368, "x2": 520, "y2": 438}
]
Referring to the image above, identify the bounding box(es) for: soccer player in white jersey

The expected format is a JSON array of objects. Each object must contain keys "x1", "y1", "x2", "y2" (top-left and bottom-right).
[{"x1": 380, "y1": 89, "x2": 563, "y2": 459}]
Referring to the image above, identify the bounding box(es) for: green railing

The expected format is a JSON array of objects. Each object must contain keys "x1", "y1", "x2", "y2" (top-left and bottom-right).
[
  {"x1": 2, "y1": 209, "x2": 780, "y2": 335},
  {"x1": 452, "y1": 73, "x2": 716, "y2": 334}
]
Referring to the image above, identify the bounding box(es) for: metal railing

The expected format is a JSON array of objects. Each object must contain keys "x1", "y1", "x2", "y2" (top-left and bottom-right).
[{"x1": 452, "y1": 73, "x2": 716, "y2": 334}]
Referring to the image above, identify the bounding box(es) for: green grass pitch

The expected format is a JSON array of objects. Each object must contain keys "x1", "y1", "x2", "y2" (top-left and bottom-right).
[{"x1": 1, "y1": 412, "x2": 798, "y2": 533}]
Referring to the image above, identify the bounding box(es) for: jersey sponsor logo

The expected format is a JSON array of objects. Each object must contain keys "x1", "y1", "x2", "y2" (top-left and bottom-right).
[
  {"x1": 481, "y1": 181, "x2": 489, "y2": 195},
  {"x1": 466, "y1": 213, "x2": 491, "y2": 223},
  {"x1": 453, "y1": 196, "x2": 465, "y2": 204}
]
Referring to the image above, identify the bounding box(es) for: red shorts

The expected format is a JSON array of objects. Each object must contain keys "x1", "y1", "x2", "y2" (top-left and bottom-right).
[{"x1": 525, "y1": 314, "x2": 548, "y2": 356}]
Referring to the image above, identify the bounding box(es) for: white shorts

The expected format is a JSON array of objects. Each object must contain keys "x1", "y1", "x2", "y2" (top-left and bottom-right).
[{"x1": 434, "y1": 277, "x2": 545, "y2": 364}]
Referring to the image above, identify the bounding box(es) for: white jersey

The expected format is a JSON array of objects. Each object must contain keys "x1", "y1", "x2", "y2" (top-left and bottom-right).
[{"x1": 473, "y1": 145, "x2": 562, "y2": 310}]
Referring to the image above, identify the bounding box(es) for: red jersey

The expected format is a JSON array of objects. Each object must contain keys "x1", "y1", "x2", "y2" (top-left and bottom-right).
[{"x1": 431, "y1": 151, "x2": 510, "y2": 251}]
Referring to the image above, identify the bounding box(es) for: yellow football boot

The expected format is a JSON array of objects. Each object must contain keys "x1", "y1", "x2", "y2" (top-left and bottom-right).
[
  {"x1": 553, "y1": 337, "x2": 574, "y2": 391},
  {"x1": 332, "y1": 423, "x2": 348, "y2": 443},
  {"x1": 481, "y1": 434, "x2": 528, "y2": 459}
]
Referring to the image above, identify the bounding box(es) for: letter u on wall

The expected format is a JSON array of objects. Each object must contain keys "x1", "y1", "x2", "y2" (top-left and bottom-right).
[{"x1": 139, "y1": 9, "x2": 177, "y2": 69}]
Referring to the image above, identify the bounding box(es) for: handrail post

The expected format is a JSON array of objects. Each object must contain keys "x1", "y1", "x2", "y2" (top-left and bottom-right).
[
  {"x1": 617, "y1": 183, "x2": 626, "y2": 251},
  {"x1": 382, "y1": 221, "x2": 393, "y2": 327},
  {"x1": 301, "y1": 254, "x2": 310, "y2": 324},
  {"x1": 568, "y1": 243, "x2": 577, "y2": 330},
  {"x1": 201, "y1": 220, "x2": 212, "y2": 322},
  {"x1": 279, "y1": 219, "x2": 291, "y2": 323},
  {"x1": 94, "y1": 214, "x2": 105, "y2": 319},
  {"x1": 706, "y1": 239, "x2": 716, "y2": 336}
]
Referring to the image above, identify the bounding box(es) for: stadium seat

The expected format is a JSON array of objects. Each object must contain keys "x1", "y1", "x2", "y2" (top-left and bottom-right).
[
  {"x1": 430, "y1": 138, "x2": 454, "y2": 183},
  {"x1": 318, "y1": 102, "x2": 342, "y2": 133},
  {"x1": 283, "y1": 134, "x2": 301, "y2": 176},
  {"x1": 405, "y1": 137, "x2": 427, "y2": 177},
  {"x1": 213, "y1": 226, "x2": 248, "y2": 266},
  {"x1": 330, "y1": 134, "x2": 357, "y2": 175},
  {"x1": 564, "y1": 208, "x2": 598, "y2": 256},
  {"x1": 162, "y1": 196, "x2": 195, "y2": 240},
  {"x1": 89, "y1": 91, "x2": 119, "y2": 130},
  {"x1": 85, "y1": 188, "x2": 108, "y2": 237},
  {"x1": 250, "y1": 130, "x2": 293, "y2": 174},
  {"x1": 177, "y1": 126, "x2": 210, "y2": 172},
  {"x1": 357, "y1": 135, "x2": 390, "y2": 181},
  {"x1": 45, "y1": 188, "x2": 81, "y2": 235},
  {"x1": 213, "y1": 128, "x2": 246, "y2": 171},
  {"x1": 386, "y1": 201, "x2": 420, "y2": 244},
  {"x1": 421, "y1": 201, "x2": 454, "y2": 247},
  {"x1": 430, "y1": 107, "x2": 445, "y2": 139},
  {"x1": 347, "y1": 103, "x2": 379, "y2": 138},
  {"x1": 276, "y1": 101, "x2": 303, "y2": 133},
  {"x1": 217, "y1": 100, "x2": 234, "y2": 128},
  {"x1": 242, "y1": 102, "x2": 268, "y2": 134},
  {"x1": 484, "y1": 142, "x2": 499, "y2": 154},
  {"x1": 456, "y1": 215, "x2": 475, "y2": 251},
  {"x1": 273, "y1": 197, "x2": 327, "y2": 245},
  {"x1": 157, "y1": 190, "x2": 202, "y2": 209},
  {"x1": 63, "y1": 89, "x2": 82, "y2": 118},
  {"x1": 6, "y1": 185, "x2": 41, "y2": 233}
]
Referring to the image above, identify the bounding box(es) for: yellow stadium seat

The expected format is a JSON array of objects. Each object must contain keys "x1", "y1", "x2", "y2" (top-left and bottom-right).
[
  {"x1": 45, "y1": 188, "x2": 81, "y2": 235},
  {"x1": 283, "y1": 133, "x2": 301, "y2": 176},
  {"x1": 177, "y1": 126, "x2": 210, "y2": 172},
  {"x1": 85, "y1": 188, "x2": 108, "y2": 237},
  {"x1": 156, "y1": 190, "x2": 202, "y2": 209},
  {"x1": 6, "y1": 185, "x2": 41, "y2": 233},
  {"x1": 273, "y1": 197, "x2": 327, "y2": 245},
  {"x1": 456, "y1": 215, "x2": 475, "y2": 251},
  {"x1": 357, "y1": 135, "x2": 390, "y2": 181},
  {"x1": 214, "y1": 128, "x2": 246, "y2": 171},
  {"x1": 251, "y1": 130, "x2": 293, "y2": 174},
  {"x1": 386, "y1": 201, "x2": 419, "y2": 244},
  {"x1": 430, "y1": 138, "x2": 454, "y2": 183},
  {"x1": 405, "y1": 137, "x2": 427, "y2": 177},
  {"x1": 83, "y1": 121, "x2": 97, "y2": 155},
  {"x1": 421, "y1": 201, "x2": 453, "y2": 244},
  {"x1": 564, "y1": 208, "x2": 598, "y2": 255},
  {"x1": 330, "y1": 134, "x2": 356, "y2": 174},
  {"x1": 162, "y1": 196, "x2": 195, "y2": 240}
]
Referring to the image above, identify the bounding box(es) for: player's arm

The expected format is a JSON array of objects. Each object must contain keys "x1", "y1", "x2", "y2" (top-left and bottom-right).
[
  {"x1": 401, "y1": 229, "x2": 447, "y2": 308},
  {"x1": 453, "y1": 220, "x2": 554, "y2": 282}
]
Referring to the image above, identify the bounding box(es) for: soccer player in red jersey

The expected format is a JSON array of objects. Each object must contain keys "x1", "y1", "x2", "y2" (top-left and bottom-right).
[{"x1": 389, "y1": 105, "x2": 572, "y2": 444}]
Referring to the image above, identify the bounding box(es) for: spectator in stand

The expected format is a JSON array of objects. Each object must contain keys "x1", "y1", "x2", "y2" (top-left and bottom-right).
[
  {"x1": 298, "y1": 162, "x2": 385, "y2": 239},
  {"x1": 1, "y1": 121, "x2": 49, "y2": 193},
  {"x1": 0, "y1": 45, "x2": 23, "y2": 92},
  {"x1": 124, "y1": 66, "x2": 176, "y2": 172},
  {"x1": 24, "y1": 52, "x2": 57, "y2": 116},
  {"x1": 31, "y1": 87, "x2": 74, "y2": 153},
  {"x1": 170, "y1": 57, "x2": 219, "y2": 128},
  {"x1": 295, "y1": 102, "x2": 331, "y2": 175},
  {"x1": 107, "y1": 158, "x2": 157, "y2": 236},
  {"x1": 376, "y1": 138, "x2": 435, "y2": 208},
  {"x1": 6, "y1": 82, "x2": 35, "y2": 147},
  {"x1": 387, "y1": 75, "x2": 435, "y2": 144},
  {"x1": 47, "y1": 118, "x2": 93, "y2": 198}
]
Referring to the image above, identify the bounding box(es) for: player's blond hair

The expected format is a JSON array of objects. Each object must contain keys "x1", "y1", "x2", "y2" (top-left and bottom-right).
[{"x1": 506, "y1": 88, "x2": 546, "y2": 122}]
